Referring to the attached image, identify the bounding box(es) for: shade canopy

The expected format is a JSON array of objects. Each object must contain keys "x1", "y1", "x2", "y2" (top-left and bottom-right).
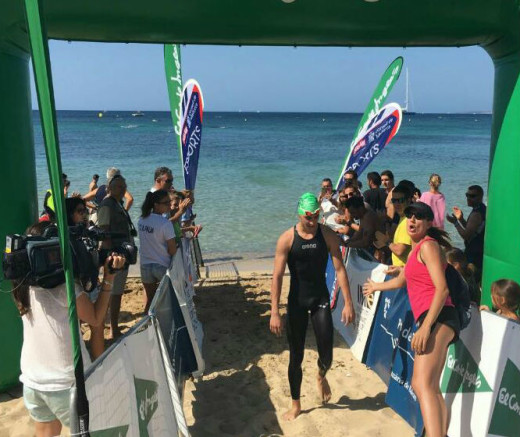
[{"x1": 1, "y1": 1, "x2": 519, "y2": 58}]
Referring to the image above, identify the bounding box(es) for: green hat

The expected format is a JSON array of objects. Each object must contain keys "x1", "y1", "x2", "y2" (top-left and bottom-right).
[{"x1": 298, "y1": 192, "x2": 320, "y2": 216}]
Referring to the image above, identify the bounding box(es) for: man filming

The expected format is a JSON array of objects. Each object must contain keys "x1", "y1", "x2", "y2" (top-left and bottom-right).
[{"x1": 97, "y1": 174, "x2": 136, "y2": 339}]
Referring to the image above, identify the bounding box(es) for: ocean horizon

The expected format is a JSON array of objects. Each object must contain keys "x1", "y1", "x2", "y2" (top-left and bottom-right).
[{"x1": 32, "y1": 110, "x2": 491, "y2": 262}]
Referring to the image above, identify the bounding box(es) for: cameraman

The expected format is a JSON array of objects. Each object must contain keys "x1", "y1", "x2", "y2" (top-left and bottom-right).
[
  {"x1": 13, "y1": 221, "x2": 125, "y2": 437},
  {"x1": 66, "y1": 197, "x2": 105, "y2": 359},
  {"x1": 97, "y1": 174, "x2": 135, "y2": 339}
]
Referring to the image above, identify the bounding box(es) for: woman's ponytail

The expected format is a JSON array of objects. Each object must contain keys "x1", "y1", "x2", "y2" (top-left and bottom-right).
[
  {"x1": 141, "y1": 189, "x2": 169, "y2": 218},
  {"x1": 426, "y1": 227, "x2": 452, "y2": 249},
  {"x1": 141, "y1": 191, "x2": 155, "y2": 218}
]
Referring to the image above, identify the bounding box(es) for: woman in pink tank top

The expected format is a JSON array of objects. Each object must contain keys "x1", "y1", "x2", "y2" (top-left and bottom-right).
[{"x1": 363, "y1": 201, "x2": 459, "y2": 437}]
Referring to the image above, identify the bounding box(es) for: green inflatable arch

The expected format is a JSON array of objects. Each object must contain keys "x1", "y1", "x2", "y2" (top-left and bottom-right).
[{"x1": 1, "y1": 0, "x2": 519, "y2": 390}]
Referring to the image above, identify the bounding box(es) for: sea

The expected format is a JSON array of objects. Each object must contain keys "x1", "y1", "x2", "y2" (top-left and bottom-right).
[{"x1": 33, "y1": 111, "x2": 491, "y2": 262}]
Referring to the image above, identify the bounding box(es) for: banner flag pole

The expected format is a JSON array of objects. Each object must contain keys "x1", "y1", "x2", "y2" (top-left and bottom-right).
[{"x1": 23, "y1": 0, "x2": 89, "y2": 434}]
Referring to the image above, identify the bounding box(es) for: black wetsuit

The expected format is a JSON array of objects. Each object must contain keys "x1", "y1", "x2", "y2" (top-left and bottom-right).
[{"x1": 286, "y1": 224, "x2": 333, "y2": 400}]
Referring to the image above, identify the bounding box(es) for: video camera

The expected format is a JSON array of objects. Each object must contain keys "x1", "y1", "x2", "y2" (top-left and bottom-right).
[{"x1": 2, "y1": 224, "x2": 137, "y2": 292}]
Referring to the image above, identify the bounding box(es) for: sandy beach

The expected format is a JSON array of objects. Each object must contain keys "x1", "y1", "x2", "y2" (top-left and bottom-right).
[{"x1": 0, "y1": 267, "x2": 413, "y2": 437}]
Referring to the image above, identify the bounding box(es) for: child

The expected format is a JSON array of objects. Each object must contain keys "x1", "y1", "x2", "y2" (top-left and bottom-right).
[
  {"x1": 446, "y1": 248, "x2": 480, "y2": 304},
  {"x1": 480, "y1": 279, "x2": 520, "y2": 322}
]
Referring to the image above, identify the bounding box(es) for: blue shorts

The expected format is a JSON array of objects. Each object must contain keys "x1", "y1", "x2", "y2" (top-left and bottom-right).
[
  {"x1": 141, "y1": 263, "x2": 167, "y2": 284},
  {"x1": 23, "y1": 385, "x2": 71, "y2": 425}
]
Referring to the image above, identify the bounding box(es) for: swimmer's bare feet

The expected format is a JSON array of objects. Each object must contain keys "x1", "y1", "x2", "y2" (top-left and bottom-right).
[
  {"x1": 282, "y1": 400, "x2": 301, "y2": 421},
  {"x1": 317, "y1": 374, "x2": 332, "y2": 403}
]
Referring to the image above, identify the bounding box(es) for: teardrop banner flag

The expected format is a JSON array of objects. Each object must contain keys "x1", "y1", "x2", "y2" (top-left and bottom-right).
[
  {"x1": 343, "y1": 102, "x2": 402, "y2": 176},
  {"x1": 180, "y1": 79, "x2": 204, "y2": 218},
  {"x1": 336, "y1": 56, "x2": 403, "y2": 190},
  {"x1": 164, "y1": 44, "x2": 183, "y2": 161}
]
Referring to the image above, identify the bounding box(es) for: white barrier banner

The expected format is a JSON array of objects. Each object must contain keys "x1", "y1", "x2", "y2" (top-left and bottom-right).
[
  {"x1": 181, "y1": 238, "x2": 197, "y2": 299},
  {"x1": 86, "y1": 319, "x2": 187, "y2": 436},
  {"x1": 168, "y1": 250, "x2": 205, "y2": 377},
  {"x1": 442, "y1": 308, "x2": 520, "y2": 437},
  {"x1": 332, "y1": 250, "x2": 387, "y2": 361}
]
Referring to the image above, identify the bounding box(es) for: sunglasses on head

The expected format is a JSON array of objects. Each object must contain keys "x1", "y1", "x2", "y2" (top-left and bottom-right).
[
  {"x1": 405, "y1": 211, "x2": 429, "y2": 220},
  {"x1": 391, "y1": 197, "x2": 407, "y2": 204}
]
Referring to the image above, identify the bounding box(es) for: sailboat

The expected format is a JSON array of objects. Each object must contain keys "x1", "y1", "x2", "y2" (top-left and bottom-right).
[{"x1": 402, "y1": 68, "x2": 416, "y2": 115}]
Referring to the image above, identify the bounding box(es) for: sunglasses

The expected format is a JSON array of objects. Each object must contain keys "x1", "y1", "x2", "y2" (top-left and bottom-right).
[
  {"x1": 303, "y1": 209, "x2": 320, "y2": 219},
  {"x1": 465, "y1": 193, "x2": 477, "y2": 198},
  {"x1": 405, "y1": 211, "x2": 429, "y2": 220},
  {"x1": 391, "y1": 197, "x2": 407, "y2": 204}
]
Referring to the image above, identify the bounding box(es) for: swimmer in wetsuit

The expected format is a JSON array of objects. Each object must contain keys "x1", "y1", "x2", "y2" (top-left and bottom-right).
[{"x1": 270, "y1": 192, "x2": 355, "y2": 421}]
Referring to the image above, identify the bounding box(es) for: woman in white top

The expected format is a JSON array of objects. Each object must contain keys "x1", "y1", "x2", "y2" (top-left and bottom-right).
[
  {"x1": 13, "y1": 221, "x2": 126, "y2": 437},
  {"x1": 138, "y1": 189, "x2": 177, "y2": 312}
]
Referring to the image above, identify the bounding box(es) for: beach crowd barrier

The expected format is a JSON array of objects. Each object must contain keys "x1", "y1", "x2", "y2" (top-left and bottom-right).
[
  {"x1": 83, "y1": 239, "x2": 204, "y2": 436},
  {"x1": 331, "y1": 249, "x2": 520, "y2": 437}
]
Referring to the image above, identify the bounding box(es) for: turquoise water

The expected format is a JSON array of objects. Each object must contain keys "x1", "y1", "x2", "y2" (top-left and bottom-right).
[{"x1": 33, "y1": 111, "x2": 490, "y2": 261}]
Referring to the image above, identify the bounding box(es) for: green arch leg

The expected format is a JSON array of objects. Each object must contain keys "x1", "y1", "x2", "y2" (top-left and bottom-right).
[
  {"x1": 482, "y1": 49, "x2": 520, "y2": 307},
  {"x1": 0, "y1": 46, "x2": 38, "y2": 390}
]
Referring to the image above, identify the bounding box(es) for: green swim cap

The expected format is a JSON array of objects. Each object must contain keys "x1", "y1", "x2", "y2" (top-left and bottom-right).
[{"x1": 297, "y1": 192, "x2": 320, "y2": 216}]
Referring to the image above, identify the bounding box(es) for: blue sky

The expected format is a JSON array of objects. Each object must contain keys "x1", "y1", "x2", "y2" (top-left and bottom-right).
[{"x1": 33, "y1": 41, "x2": 494, "y2": 113}]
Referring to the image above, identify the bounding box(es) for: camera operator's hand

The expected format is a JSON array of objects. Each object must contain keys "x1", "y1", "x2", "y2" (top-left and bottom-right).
[{"x1": 103, "y1": 253, "x2": 126, "y2": 278}]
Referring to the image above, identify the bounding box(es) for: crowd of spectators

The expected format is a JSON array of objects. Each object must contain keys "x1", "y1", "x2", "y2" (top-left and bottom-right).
[
  {"x1": 37, "y1": 166, "x2": 202, "y2": 344},
  {"x1": 318, "y1": 169, "x2": 492, "y2": 305}
]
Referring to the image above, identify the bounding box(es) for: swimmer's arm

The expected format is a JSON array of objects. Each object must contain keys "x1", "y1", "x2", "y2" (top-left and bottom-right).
[
  {"x1": 271, "y1": 231, "x2": 290, "y2": 315},
  {"x1": 124, "y1": 190, "x2": 134, "y2": 211},
  {"x1": 323, "y1": 227, "x2": 355, "y2": 324},
  {"x1": 323, "y1": 228, "x2": 348, "y2": 291}
]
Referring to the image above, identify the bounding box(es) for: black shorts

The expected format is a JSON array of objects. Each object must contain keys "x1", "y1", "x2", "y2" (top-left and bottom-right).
[{"x1": 417, "y1": 305, "x2": 460, "y2": 344}]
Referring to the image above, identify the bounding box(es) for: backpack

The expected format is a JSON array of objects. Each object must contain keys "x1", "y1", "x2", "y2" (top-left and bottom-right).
[{"x1": 445, "y1": 263, "x2": 472, "y2": 330}]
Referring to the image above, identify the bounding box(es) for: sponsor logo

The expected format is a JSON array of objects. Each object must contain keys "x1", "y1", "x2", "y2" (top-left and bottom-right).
[
  {"x1": 183, "y1": 124, "x2": 202, "y2": 175},
  {"x1": 182, "y1": 125, "x2": 188, "y2": 144},
  {"x1": 134, "y1": 377, "x2": 159, "y2": 437},
  {"x1": 167, "y1": 45, "x2": 183, "y2": 139},
  {"x1": 352, "y1": 138, "x2": 366, "y2": 155},
  {"x1": 187, "y1": 95, "x2": 199, "y2": 129},
  {"x1": 440, "y1": 341, "x2": 491, "y2": 393},
  {"x1": 371, "y1": 65, "x2": 401, "y2": 115},
  {"x1": 383, "y1": 297, "x2": 391, "y2": 319},
  {"x1": 301, "y1": 243, "x2": 317, "y2": 250},
  {"x1": 390, "y1": 371, "x2": 417, "y2": 401},
  {"x1": 488, "y1": 359, "x2": 520, "y2": 436}
]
